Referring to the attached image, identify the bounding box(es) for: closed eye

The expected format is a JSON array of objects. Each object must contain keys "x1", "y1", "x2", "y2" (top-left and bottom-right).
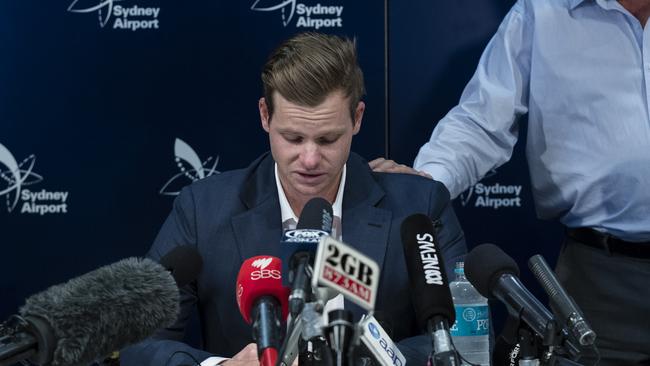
[
  {"x1": 283, "y1": 134, "x2": 303, "y2": 144},
  {"x1": 317, "y1": 137, "x2": 337, "y2": 145}
]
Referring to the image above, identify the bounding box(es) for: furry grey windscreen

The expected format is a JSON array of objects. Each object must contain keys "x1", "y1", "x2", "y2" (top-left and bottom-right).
[{"x1": 19, "y1": 257, "x2": 180, "y2": 366}]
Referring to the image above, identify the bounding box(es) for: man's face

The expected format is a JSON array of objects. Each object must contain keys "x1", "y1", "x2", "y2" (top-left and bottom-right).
[{"x1": 259, "y1": 90, "x2": 364, "y2": 207}]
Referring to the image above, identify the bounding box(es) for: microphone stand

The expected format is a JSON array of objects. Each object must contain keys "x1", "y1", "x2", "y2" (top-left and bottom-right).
[
  {"x1": 497, "y1": 314, "x2": 587, "y2": 366},
  {"x1": 299, "y1": 302, "x2": 332, "y2": 366},
  {"x1": 324, "y1": 310, "x2": 355, "y2": 366},
  {"x1": 277, "y1": 313, "x2": 303, "y2": 366},
  {"x1": 517, "y1": 327, "x2": 540, "y2": 366},
  {"x1": 427, "y1": 317, "x2": 460, "y2": 366}
]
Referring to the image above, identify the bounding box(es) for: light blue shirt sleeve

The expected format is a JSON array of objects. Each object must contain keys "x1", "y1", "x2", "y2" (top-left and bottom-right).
[
  {"x1": 414, "y1": 1, "x2": 530, "y2": 199},
  {"x1": 414, "y1": 0, "x2": 650, "y2": 240}
]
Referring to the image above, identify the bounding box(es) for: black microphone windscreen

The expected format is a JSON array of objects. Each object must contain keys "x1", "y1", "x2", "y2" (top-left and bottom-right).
[
  {"x1": 19, "y1": 257, "x2": 179, "y2": 366},
  {"x1": 296, "y1": 197, "x2": 333, "y2": 233},
  {"x1": 160, "y1": 245, "x2": 203, "y2": 287},
  {"x1": 400, "y1": 213, "x2": 455, "y2": 328},
  {"x1": 465, "y1": 243, "x2": 520, "y2": 299}
]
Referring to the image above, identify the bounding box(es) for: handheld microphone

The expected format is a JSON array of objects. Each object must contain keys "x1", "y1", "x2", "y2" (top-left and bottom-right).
[
  {"x1": 0, "y1": 245, "x2": 202, "y2": 366},
  {"x1": 464, "y1": 244, "x2": 554, "y2": 340},
  {"x1": 358, "y1": 315, "x2": 406, "y2": 366},
  {"x1": 236, "y1": 256, "x2": 289, "y2": 366},
  {"x1": 400, "y1": 213, "x2": 459, "y2": 366},
  {"x1": 283, "y1": 197, "x2": 333, "y2": 317},
  {"x1": 528, "y1": 255, "x2": 596, "y2": 346}
]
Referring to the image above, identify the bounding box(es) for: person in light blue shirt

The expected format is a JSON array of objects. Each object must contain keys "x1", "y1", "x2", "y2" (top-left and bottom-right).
[{"x1": 403, "y1": 0, "x2": 650, "y2": 365}]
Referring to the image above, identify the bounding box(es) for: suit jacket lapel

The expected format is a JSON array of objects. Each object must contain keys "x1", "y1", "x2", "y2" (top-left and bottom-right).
[
  {"x1": 231, "y1": 152, "x2": 392, "y2": 267},
  {"x1": 341, "y1": 153, "x2": 392, "y2": 271},
  {"x1": 231, "y1": 153, "x2": 283, "y2": 260}
]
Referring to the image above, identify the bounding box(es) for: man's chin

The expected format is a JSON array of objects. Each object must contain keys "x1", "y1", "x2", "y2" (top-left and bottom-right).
[{"x1": 290, "y1": 183, "x2": 330, "y2": 200}]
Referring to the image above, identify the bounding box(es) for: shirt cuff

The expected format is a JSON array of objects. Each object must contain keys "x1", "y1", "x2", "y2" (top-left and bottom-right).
[
  {"x1": 414, "y1": 163, "x2": 459, "y2": 199},
  {"x1": 200, "y1": 356, "x2": 230, "y2": 366}
]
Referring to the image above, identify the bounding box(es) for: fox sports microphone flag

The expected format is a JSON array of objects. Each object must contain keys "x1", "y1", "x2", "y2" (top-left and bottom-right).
[{"x1": 281, "y1": 196, "x2": 333, "y2": 286}]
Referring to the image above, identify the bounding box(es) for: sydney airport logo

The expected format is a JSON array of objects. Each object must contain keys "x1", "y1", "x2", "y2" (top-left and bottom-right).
[
  {"x1": 251, "y1": 0, "x2": 343, "y2": 29},
  {"x1": 459, "y1": 170, "x2": 523, "y2": 210},
  {"x1": 67, "y1": 0, "x2": 160, "y2": 31},
  {"x1": 159, "y1": 138, "x2": 220, "y2": 196},
  {"x1": 0, "y1": 143, "x2": 69, "y2": 215}
]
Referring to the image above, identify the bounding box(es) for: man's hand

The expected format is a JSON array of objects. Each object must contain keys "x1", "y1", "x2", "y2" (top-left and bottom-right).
[
  {"x1": 369, "y1": 158, "x2": 432, "y2": 179},
  {"x1": 221, "y1": 344, "x2": 298, "y2": 366},
  {"x1": 221, "y1": 343, "x2": 258, "y2": 366}
]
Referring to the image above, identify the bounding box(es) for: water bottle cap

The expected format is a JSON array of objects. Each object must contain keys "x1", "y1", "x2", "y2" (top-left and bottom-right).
[{"x1": 454, "y1": 261, "x2": 465, "y2": 275}]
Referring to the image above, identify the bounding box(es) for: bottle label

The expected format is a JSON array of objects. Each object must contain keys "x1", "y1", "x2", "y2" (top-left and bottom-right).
[{"x1": 450, "y1": 305, "x2": 489, "y2": 336}]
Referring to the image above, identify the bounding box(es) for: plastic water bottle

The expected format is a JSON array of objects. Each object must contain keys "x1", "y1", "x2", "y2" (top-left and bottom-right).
[{"x1": 450, "y1": 262, "x2": 490, "y2": 365}]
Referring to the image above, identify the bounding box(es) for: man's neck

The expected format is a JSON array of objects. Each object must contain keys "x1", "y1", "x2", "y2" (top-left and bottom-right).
[
  {"x1": 619, "y1": 0, "x2": 650, "y2": 27},
  {"x1": 274, "y1": 163, "x2": 346, "y2": 221},
  {"x1": 286, "y1": 183, "x2": 339, "y2": 219}
]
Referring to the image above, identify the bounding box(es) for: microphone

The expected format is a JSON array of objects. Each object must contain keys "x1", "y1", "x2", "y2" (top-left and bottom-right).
[
  {"x1": 0, "y1": 245, "x2": 202, "y2": 366},
  {"x1": 236, "y1": 256, "x2": 289, "y2": 366},
  {"x1": 357, "y1": 314, "x2": 406, "y2": 366},
  {"x1": 312, "y1": 235, "x2": 380, "y2": 311},
  {"x1": 400, "y1": 213, "x2": 459, "y2": 366},
  {"x1": 296, "y1": 197, "x2": 333, "y2": 232},
  {"x1": 464, "y1": 244, "x2": 554, "y2": 340},
  {"x1": 528, "y1": 255, "x2": 596, "y2": 346},
  {"x1": 283, "y1": 197, "x2": 333, "y2": 317}
]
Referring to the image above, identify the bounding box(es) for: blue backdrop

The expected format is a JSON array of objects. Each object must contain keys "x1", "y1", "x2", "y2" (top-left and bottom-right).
[{"x1": 1, "y1": 0, "x2": 562, "y2": 346}]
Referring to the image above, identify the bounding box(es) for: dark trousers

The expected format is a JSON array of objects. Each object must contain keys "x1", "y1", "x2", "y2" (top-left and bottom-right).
[{"x1": 555, "y1": 237, "x2": 650, "y2": 366}]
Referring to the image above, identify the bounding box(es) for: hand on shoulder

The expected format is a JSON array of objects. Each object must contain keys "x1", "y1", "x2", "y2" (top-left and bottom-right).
[{"x1": 369, "y1": 158, "x2": 432, "y2": 179}]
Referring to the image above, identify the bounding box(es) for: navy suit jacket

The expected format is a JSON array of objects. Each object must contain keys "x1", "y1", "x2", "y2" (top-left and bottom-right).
[{"x1": 121, "y1": 152, "x2": 466, "y2": 366}]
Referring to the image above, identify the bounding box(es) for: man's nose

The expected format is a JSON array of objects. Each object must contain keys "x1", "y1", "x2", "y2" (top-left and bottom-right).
[{"x1": 300, "y1": 143, "x2": 321, "y2": 169}]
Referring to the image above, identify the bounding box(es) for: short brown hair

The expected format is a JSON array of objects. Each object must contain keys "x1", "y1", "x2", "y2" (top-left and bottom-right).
[{"x1": 261, "y1": 32, "x2": 365, "y2": 121}]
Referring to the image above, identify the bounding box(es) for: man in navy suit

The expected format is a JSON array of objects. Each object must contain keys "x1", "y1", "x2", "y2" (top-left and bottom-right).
[{"x1": 122, "y1": 32, "x2": 466, "y2": 366}]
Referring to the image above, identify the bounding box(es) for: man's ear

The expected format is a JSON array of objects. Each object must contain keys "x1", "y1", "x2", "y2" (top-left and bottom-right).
[
  {"x1": 259, "y1": 97, "x2": 270, "y2": 132},
  {"x1": 352, "y1": 101, "x2": 365, "y2": 135}
]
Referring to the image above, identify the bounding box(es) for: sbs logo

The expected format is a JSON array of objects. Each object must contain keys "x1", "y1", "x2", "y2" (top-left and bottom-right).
[
  {"x1": 250, "y1": 257, "x2": 281, "y2": 280},
  {"x1": 160, "y1": 138, "x2": 220, "y2": 196},
  {"x1": 251, "y1": 257, "x2": 272, "y2": 269}
]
